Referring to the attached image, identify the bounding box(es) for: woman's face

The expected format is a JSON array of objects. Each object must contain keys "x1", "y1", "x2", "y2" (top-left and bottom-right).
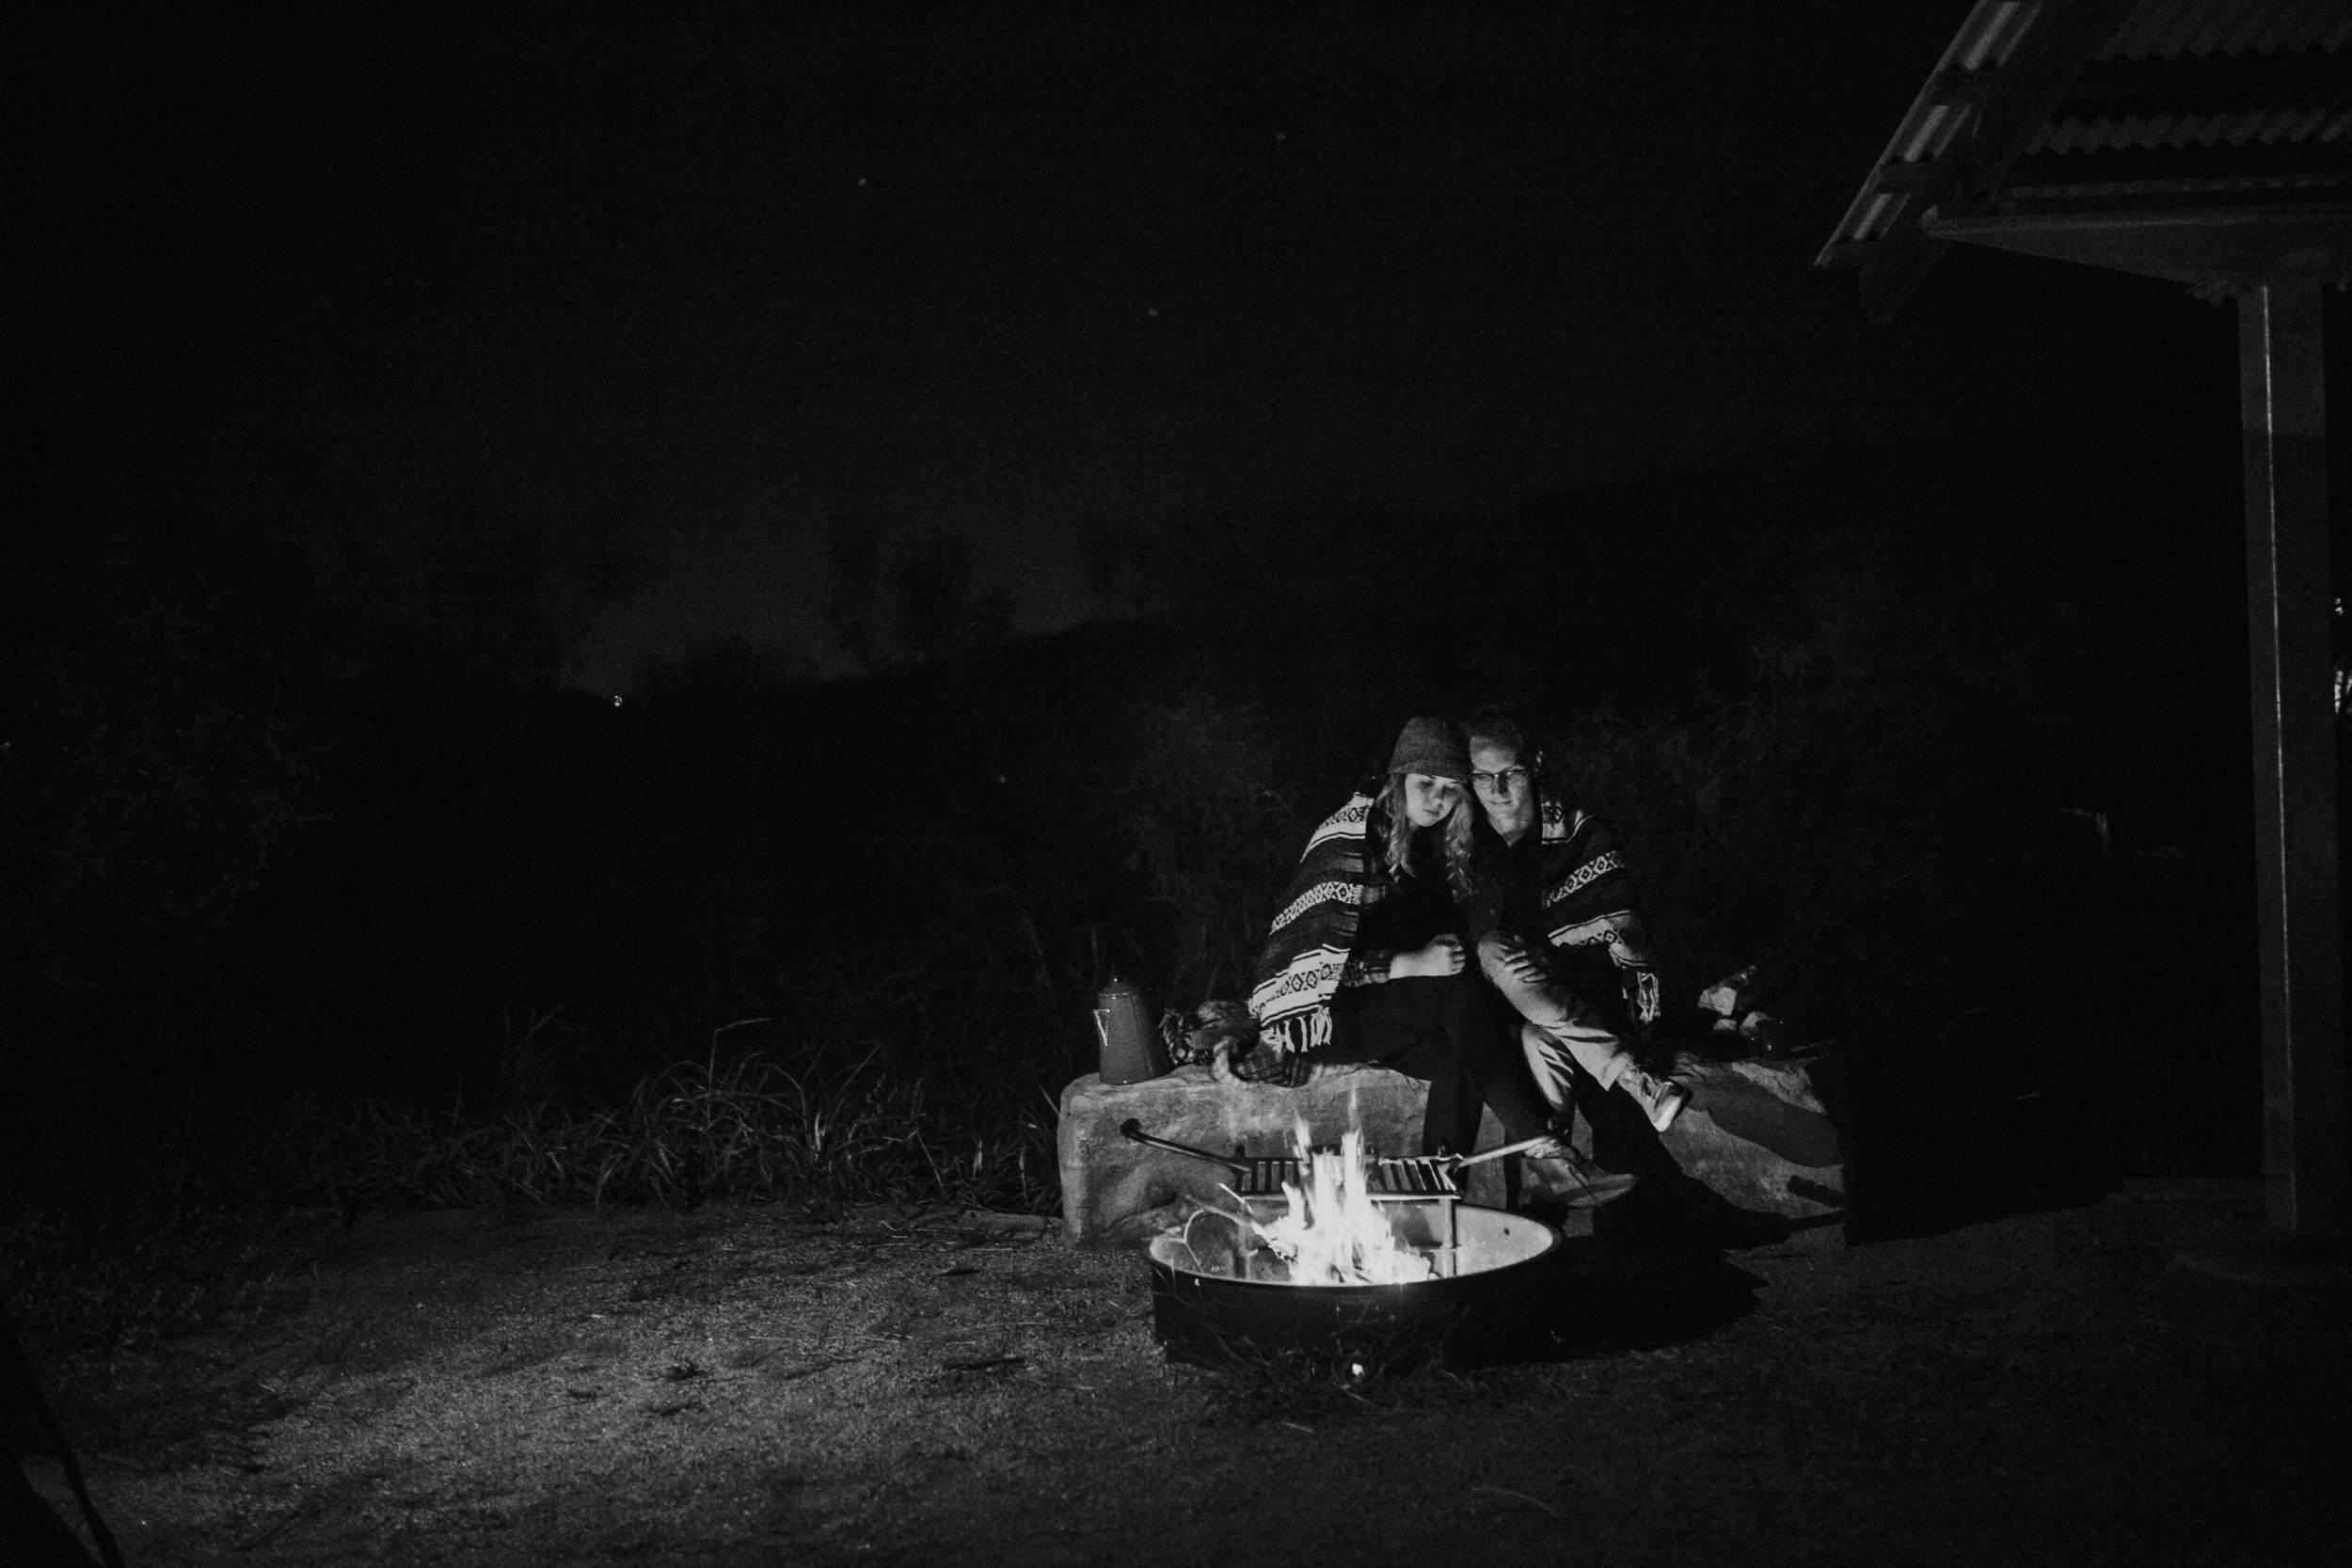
[{"x1": 1400, "y1": 771, "x2": 1464, "y2": 829}]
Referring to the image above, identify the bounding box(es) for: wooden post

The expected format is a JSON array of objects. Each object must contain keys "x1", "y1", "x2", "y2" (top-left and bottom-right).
[{"x1": 2238, "y1": 280, "x2": 2349, "y2": 1245}]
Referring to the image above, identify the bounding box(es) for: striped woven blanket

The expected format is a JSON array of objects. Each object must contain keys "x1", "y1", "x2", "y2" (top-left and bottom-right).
[
  {"x1": 1224, "y1": 785, "x2": 1661, "y2": 1072},
  {"x1": 1530, "y1": 798, "x2": 1661, "y2": 1030},
  {"x1": 1246, "y1": 788, "x2": 1390, "y2": 1059}
]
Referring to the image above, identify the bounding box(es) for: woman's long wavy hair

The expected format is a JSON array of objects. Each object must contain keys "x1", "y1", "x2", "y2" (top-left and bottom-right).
[{"x1": 1379, "y1": 773, "x2": 1477, "y2": 900}]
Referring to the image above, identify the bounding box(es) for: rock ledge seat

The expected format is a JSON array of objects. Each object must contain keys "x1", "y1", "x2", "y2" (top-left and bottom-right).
[{"x1": 1057, "y1": 1053, "x2": 1846, "y2": 1247}]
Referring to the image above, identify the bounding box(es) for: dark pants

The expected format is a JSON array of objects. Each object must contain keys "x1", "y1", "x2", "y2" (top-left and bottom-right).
[{"x1": 1318, "y1": 974, "x2": 1553, "y2": 1155}]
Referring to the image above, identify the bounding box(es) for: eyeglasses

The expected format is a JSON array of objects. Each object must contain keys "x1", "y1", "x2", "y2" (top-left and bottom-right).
[{"x1": 1470, "y1": 768, "x2": 1530, "y2": 792}]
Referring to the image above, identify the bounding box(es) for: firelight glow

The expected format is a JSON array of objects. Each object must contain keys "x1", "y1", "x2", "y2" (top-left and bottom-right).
[{"x1": 1249, "y1": 1120, "x2": 1436, "y2": 1287}]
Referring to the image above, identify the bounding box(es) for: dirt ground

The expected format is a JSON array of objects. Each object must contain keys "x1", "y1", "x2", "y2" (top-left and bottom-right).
[{"x1": 22, "y1": 1182, "x2": 2352, "y2": 1567}]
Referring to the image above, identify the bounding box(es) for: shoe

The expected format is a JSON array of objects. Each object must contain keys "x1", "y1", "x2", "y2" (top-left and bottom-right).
[
  {"x1": 1617, "y1": 1064, "x2": 1690, "y2": 1133},
  {"x1": 1520, "y1": 1146, "x2": 1639, "y2": 1209}
]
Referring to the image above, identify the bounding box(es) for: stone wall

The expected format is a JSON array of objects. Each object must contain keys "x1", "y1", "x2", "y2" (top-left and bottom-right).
[{"x1": 1057, "y1": 1052, "x2": 1847, "y2": 1247}]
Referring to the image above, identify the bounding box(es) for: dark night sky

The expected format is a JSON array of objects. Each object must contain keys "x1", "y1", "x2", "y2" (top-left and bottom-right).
[{"x1": 21, "y1": 3, "x2": 2256, "y2": 688}]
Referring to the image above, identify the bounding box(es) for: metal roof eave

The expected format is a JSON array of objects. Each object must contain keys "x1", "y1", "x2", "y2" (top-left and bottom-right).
[
  {"x1": 1925, "y1": 193, "x2": 2352, "y2": 292},
  {"x1": 1818, "y1": 0, "x2": 2140, "y2": 322},
  {"x1": 1818, "y1": 0, "x2": 2352, "y2": 319}
]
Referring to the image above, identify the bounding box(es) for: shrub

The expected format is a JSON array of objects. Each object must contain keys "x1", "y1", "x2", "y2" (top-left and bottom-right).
[{"x1": 1085, "y1": 689, "x2": 1305, "y2": 1006}]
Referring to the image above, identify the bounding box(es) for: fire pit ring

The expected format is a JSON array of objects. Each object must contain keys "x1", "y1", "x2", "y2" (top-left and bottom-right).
[{"x1": 1145, "y1": 1204, "x2": 1560, "y2": 1371}]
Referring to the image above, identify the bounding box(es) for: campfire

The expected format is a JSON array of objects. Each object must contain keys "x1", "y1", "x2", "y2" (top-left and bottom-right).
[
  {"x1": 1125, "y1": 1107, "x2": 1466, "y2": 1285},
  {"x1": 1135, "y1": 1113, "x2": 1562, "y2": 1370},
  {"x1": 1241, "y1": 1121, "x2": 1437, "y2": 1286}
]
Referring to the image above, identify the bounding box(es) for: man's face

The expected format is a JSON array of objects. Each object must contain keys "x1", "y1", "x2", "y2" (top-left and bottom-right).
[
  {"x1": 1400, "y1": 771, "x2": 1464, "y2": 829},
  {"x1": 1470, "y1": 741, "x2": 1535, "y2": 837}
]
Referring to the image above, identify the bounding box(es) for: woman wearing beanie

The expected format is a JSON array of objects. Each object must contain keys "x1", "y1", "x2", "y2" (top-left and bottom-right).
[{"x1": 1247, "y1": 717, "x2": 1565, "y2": 1158}]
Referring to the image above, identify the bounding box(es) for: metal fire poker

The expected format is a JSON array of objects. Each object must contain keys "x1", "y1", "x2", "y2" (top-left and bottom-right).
[{"x1": 1446, "y1": 1132, "x2": 1558, "y2": 1170}]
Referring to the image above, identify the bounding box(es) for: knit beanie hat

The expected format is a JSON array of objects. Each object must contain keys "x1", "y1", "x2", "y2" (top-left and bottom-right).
[{"x1": 1386, "y1": 716, "x2": 1470, "y2": 779}]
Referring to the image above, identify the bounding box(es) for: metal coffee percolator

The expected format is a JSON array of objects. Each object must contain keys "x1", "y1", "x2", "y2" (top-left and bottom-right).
[{"x1": 1093, "y1": 975, "x2": 1167, "y2": 1085}]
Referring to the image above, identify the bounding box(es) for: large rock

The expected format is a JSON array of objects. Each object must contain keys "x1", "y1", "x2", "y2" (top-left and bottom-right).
[
  {"x1": 1057, "y1": 1066, "x2": 1506, "y2": 1245},
  {"x1": 1058, "y1": 1051, "x2": 1849, "y2": 1247},
  {"x1": 1651, "y1": 1051, "x2": 1847, "y2": 1243}
]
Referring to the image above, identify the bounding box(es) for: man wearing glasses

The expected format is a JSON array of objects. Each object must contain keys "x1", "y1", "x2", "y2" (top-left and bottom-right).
[{"x1": 1461, "y1": 705, "x2": 1689, "y2": 1134}]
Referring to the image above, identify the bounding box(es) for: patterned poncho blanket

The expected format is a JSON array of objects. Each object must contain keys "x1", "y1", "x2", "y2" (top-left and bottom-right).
[
  {"x1": 1525, "y1": 797, "x2": 1661, "y2": 1033},
  {"x1": 1246, "y1": 790, "x2": 1390, "y2": 1061},
  {"x1": 1213, "y1": 787, "x2": 1661, "y2": 1078}
]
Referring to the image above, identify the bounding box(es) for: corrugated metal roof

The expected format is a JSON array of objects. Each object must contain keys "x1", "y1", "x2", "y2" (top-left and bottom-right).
[
  {"x1": 2027, "y1": 0, "x2": 2352, "y2": 165},
  {"x1": 2098, "y1": 0, "x2": 2352, "y2": 58},
  {"x1": 2032, "y1": 107, "x2": 2350, "y2": 155},
  {"x1": 1821, "y1": 0, "x2": 2351, "y2": 256}
]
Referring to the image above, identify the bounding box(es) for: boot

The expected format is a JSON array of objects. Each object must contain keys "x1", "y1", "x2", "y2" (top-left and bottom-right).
[
  {"x1": 1520, "y1": 1143, "x2": 1640, "y2": 1210},
  {"x1": 1615, "y1": 1062, "x2": 1690, "y2": 1133}
]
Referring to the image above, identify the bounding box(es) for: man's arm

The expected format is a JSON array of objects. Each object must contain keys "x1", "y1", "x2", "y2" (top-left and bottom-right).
[
  {"x1": 1344, "y1": 937, "x2": 1466, "y2": 985},
  {"x1": 1535, "y1": 807, "x2": 1662, "y2": 1039}
]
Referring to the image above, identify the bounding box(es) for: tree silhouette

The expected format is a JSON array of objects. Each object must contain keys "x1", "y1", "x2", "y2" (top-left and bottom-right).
[
  {"x1": 1, "y1": 578, "x2": 322, "y2": 991},
  {"x1": 820, "y1": 531, "x2": 882, "y2": 674},
  {"x1": 892, "y1": 537, "x2": 1010, "y2": 662}
]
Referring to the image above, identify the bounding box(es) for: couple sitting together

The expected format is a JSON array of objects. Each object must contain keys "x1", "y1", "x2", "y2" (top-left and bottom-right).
[{"x1": 1244, "y1": 707, "x2": 1688, "y2": 1169}]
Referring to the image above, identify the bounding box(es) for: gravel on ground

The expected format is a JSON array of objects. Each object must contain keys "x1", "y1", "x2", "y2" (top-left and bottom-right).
[{"x1": 20, "y1": 1181, "x2": 2349, "y2": 1566}]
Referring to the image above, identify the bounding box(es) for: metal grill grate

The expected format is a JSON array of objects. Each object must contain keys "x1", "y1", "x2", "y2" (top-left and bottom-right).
[{"x1": 1233, "y1": 1155, "x2": 1461, "y2": 1200}]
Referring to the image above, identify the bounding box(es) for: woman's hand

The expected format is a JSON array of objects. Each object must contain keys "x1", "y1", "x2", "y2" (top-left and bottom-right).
[
  {"x1": 1486, "y1": 934, "x2": 1549, "y2": 984},
  {"x1": 1391, "y1": 934, "x2": 1466, "y2": 979}
]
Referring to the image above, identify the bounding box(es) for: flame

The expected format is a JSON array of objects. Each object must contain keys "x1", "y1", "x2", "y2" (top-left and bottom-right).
[{"x1": 1248, "y1": 1119, "x2": 1436, "y2": 1287}]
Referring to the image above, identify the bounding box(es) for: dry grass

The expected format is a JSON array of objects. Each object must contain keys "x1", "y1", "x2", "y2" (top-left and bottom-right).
[
  {"x1": 326, "y1": 1054, "x2": 1057, "y2": 1214},
  {"x1": 2, "y1": 1053, "x2": 1058, "y2": 1364}
]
